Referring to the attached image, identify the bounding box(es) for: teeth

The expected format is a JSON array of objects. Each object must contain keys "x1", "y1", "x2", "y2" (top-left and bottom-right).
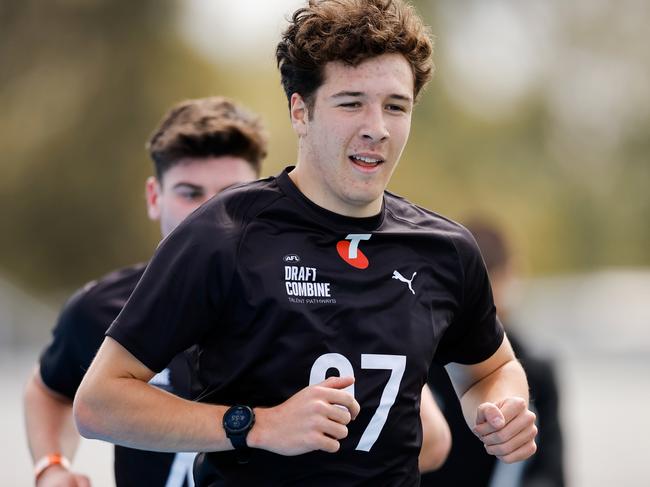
[{"x1": 352, "y1": 155, "x2": 381, "y2": 164}]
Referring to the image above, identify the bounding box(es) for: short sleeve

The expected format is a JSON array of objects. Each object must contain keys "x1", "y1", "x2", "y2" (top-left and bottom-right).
[
  {"x1": 434, "y1": 228, "x2": 504, "y2": 365},
  {"x1": 107, "y1": 208, "x2": 237, "y2": 372},
  {"x1": 39, "y1": 287, "x2": 106, "y2": 400}
]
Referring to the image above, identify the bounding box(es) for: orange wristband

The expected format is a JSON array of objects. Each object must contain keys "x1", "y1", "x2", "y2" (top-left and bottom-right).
[{"x1": 34, "y1": 453, "x2": 71, "y2": 481}]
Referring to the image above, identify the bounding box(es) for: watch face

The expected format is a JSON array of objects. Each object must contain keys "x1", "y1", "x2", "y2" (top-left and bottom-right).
[{"x1": 224, "y1": 406, "x2": 253, "y2": 433}]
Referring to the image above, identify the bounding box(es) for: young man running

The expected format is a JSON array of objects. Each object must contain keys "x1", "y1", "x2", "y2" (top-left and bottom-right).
[
  {"x1": 75, "y1": 1, "x2": 537, "y2": 485},
  {"x1": 24, "y1": 96, "x2": 266, "y2": 486}
]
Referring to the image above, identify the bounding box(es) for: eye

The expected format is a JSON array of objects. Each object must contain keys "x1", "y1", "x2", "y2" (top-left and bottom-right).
[
  {"x1": 386, "y1": 104, "x2": 407, "y2": 113},
  {"x1": 176, "y1": 189, "x2": 204, "y2": 201},
  {"x1": 339, "y1": 101, "x2": 361, "y2": 108}
]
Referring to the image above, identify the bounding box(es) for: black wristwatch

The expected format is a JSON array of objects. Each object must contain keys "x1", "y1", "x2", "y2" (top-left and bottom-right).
[{"x1": 223, "y1": 405, "x2": 255, "y2": 452}]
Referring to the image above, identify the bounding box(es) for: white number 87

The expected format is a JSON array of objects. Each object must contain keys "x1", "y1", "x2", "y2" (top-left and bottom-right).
[{"x1": 309, "y1": 353, "x2": 407, "y2": 452}]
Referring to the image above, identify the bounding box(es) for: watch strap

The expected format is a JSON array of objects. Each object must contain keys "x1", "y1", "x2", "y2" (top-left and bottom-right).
[{"x1": 229, "y1": 433, "x2": 248, "y2": 450}]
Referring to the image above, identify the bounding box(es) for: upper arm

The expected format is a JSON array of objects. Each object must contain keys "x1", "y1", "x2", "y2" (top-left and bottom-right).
[
  {"x1": 106, "y1": 213, "x2": 235, "y2": 373},
  {"x1": 444, "y1": 334, "x2": 517, "y2": 397},
  {"x1": 39, "y1": 289, "x2": 104, "y2": 400},
  {"x1": 434, "y1": 228, "x2": 504, "y2": 367},
  {"x1": 83, "y1": 336, "x2": 157, "y2": 386}
]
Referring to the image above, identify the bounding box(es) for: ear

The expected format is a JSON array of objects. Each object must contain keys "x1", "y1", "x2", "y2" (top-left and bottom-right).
[
  {"x1": 290, "y1": 93, "x2": 309, "y2": 137},
  {"x1": 145, "y1": 176, "x2": 161, "y2": 221}
]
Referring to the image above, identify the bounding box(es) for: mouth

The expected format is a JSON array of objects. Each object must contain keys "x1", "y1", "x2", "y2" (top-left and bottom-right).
[{"x1": 349, "y1": 154, "x2": 385, "y2": 171}]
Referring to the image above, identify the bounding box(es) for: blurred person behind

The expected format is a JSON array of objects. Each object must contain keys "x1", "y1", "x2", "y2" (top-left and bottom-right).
[
  {"x1": 23, "y1": 96, "x2": 267, "y2": 487},
  {"x1": 422, "y1": 217, "x2": 565, "y2": 487}
]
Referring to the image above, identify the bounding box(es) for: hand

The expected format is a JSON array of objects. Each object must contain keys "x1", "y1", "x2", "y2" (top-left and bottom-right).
[
  {"x1": 473, "y1": 397, "x2": 537, "y2": 463},
  {"x1": 37, "y1": 465, "x2": 91, "y2": 487},
  {"x1": 248, "y1": 376, "x2": 360, "y2": 456}
]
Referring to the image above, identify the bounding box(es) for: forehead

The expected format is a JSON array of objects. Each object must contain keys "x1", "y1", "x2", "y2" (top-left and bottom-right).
[
  {"x1": 161, "y1": 156, "x2": 256, "y2": 186},
  {"x1": 319, "y1": 53, "x2": 414, "y2": 98}
]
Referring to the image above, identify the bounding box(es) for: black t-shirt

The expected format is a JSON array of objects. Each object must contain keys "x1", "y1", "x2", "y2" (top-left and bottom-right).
[
  {"x1": 39, "y1": 264, "x2": 196, "y2": 487},
  {"x1": 108, "y1": 168, "x2": 504, "y2": 486}
]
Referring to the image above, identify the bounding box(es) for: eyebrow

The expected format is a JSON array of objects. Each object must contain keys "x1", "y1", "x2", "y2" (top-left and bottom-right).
[
  {"x1": 330, "y1": 91, "x2": 413, "y2": 103},
  {"x1": 172, "y1": 182, "x2": 204, "y2": 191}
]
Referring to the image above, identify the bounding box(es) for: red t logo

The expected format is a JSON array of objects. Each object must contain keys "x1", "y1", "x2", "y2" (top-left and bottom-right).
[{"x1": 337, "y1": 234, "x2": 371, "y2": 269}]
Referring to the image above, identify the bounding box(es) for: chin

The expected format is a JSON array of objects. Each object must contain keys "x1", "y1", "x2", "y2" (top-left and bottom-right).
[{"x1": 345, "y1": 190, "x2": 384, "y2": 208}]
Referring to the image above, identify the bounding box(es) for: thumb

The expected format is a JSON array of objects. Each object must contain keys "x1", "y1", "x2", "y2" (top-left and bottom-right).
[
  {"x1": 320, "y1": 375, "x2": 355, "y2": 390},
  {"x1": 476, "y1": 402, "x2": 505, "y2": 429}
]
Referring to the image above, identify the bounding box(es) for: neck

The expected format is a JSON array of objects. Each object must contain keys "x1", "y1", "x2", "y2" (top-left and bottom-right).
[{"x1": 288, "y1": 164, "x2": 382, "y2": 218}]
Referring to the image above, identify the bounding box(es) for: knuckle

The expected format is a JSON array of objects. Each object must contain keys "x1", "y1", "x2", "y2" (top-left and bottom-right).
[
  {"x1": 313, "y1": 400, "x2": 327, "y2": 415},
  {"x1": 501, "y1": 454, "x2": 516, "y2": 464}
]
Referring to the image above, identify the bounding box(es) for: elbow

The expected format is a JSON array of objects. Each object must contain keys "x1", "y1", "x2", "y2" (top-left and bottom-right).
[
  {"x1": 72, "y1": 386, "x2": 104, "y2": 440},
  {"x1": 419, "y1": 423, "x2": 452, "y2": 472}
]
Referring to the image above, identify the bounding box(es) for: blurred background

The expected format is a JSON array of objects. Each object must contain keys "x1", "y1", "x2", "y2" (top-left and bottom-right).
[{"x1": 1, "y1": 0, "x2": 648, "y2": 485}]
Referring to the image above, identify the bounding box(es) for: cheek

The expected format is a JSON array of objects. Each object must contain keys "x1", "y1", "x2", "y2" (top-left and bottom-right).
[{"x1": 162, "y1": 199, "x2": 191, "y2": 220}]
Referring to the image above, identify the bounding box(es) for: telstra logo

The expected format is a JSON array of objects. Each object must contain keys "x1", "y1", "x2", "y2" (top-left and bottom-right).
[{"x1": 336, "y1": 234, "x2": 371, "y2": 269}]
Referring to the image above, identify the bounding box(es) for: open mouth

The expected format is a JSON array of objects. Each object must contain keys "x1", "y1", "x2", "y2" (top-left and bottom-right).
[{"x1": 349, "y1": 154, "x2": 385, "y2": 168}]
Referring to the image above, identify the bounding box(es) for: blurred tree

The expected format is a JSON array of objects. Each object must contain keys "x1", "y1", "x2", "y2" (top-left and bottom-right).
[
  {"x1": 1, "y1": 0, "x2": 649, "y2": 303},
  {"x1": 0, "y1": 0, "x2": 230, "y2": 295}
]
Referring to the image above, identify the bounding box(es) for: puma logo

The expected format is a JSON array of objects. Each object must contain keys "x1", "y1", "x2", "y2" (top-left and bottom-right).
[{"x1": 392, "y1": 270, "x2": 417, "y2": 295}]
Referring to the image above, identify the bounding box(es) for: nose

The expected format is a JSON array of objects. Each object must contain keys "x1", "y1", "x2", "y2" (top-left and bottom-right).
[{"x1": 360, "y1": 106, "x2": 389, "y2": 143}]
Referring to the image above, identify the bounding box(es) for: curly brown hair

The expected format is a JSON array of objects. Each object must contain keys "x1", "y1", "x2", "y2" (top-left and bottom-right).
[
  {"x1": 276, "y1": 0, "x2": 434, "y2": 113},
  {"x1": 147, "y1": 97, "x2": 267, "y2": 180}
]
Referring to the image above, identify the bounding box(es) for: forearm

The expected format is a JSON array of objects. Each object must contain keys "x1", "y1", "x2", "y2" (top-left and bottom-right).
[
  {"x1": 74, "y1": 338, "x2": 361, "y2": 457},
  {"x1": 24, "y1": 368, "x2": 80, "y2": 461},
  {"x1": 418, "y1": 385, "x2": 451, "y2": 472},
  {"x1": 459, "y1": 359, "x2": 529, "y2": 430},
  {"x1": 74, "y1": 372, "x2": 232, "y2": 453}
]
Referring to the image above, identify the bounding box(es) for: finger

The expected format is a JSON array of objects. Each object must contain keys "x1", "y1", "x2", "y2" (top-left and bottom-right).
[
  {"x1": 481, "y1": 409, "x2": 537, "y2": 446},
  {"x1": 475, "y1": 403, "x2": 505, "y2": 431},
  {"x1": 496, "y1": 437, "x2": 537, "y2": 464},
  {"x1": 321, "y1": 388, "x2": 361, "y2": 419},
  {"x1": 320, "y1": 375, "x2": 355, "y2": 390},
  {"x1": 484, "y1": 422, "x2": 538, "y2": 458},
  {"x1": 317, "y1": 435, "x2": 341, "y2": 453},
  {"x1": 327, "y1": 402, "x2": 352, "y2": 425},
  {"x1": 321, "y1": 418, "x2": 349, "y2": 440},
  {"x1": 498, "y1": 396, "x2": 528, "y2": 424}
]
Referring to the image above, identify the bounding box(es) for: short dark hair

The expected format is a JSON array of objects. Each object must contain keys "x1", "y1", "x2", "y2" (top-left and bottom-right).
[
  {"x1": 276, "y1": 0, "x2": 434, "y2": 113},
  {"x1": 147, "y1": 97, "x2": 268, "y2": 180}
]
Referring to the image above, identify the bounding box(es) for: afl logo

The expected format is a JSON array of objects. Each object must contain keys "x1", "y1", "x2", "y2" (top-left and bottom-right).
[{"x1": 283, "y1": 254, "x2": 301, "y2": 263}]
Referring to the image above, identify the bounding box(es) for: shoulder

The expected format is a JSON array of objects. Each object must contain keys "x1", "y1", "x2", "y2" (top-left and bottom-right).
[
  {"x1": 199, "y1": 176, "x2": 284, "y2": 226},
  {"x1": 151, "y1": 178, "x2": 284, "y2": 268},
  {"x1": 57, "y1": 264, "x2": 146, "y2": 332},
  {"x1": 383, "y1": 191, "x2": 480, "y2": 257},
  {"x1": 39, "y1": 264, "x2": 147, "y2": 397}
]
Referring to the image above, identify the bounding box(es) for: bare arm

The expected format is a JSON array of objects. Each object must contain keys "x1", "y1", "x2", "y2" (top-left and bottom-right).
[
  {"x1": 74, "y1": 337, "x2": 360, "y2": 455},
  {"x1": 24, "y1": 368, "x2": 90, "y2": 486},
  {"x1": 445, "y1": 335, "x2": 537, "y2": 463},
  {"x1": 418, "y1": 384, "x2": 451, "y2": 472}
]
